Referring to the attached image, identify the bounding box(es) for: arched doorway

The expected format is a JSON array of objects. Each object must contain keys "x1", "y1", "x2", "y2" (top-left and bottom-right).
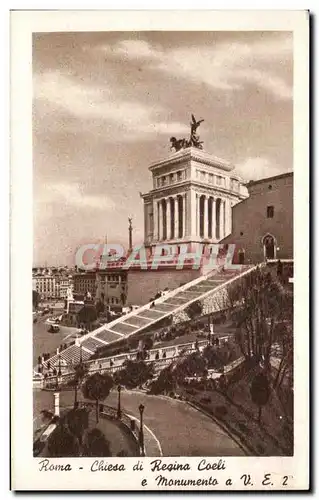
[{"x1": 262, "y1": 234, "x2": 276, "y2": 260}]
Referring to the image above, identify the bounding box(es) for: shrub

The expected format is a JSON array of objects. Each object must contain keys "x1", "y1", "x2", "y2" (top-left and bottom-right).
[
  {"x1": 237, "y1": 422, "x2": 248, "y2": 433},
  {"x1": 214, "y1": 405, "x2": 228, "y2": 419},
  {"x1": 256, "y1": 443, "x2": 265, "y2": 455},
  {"x1": 200, "y1": 396, "x2": 211, "y2": 404},
  {"x1": 186, "y1": 388, "x2": 196, "y2": 396}
]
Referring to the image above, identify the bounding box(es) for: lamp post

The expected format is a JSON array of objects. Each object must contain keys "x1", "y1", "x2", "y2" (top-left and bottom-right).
[
  {"x1": 117, "y1": 385, "x2": 122, "y2": 419},
  {"x1": 138, "y1": 404, "x2": 145, "y2": 457}
]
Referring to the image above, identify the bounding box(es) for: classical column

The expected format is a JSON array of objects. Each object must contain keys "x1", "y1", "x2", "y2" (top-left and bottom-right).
[
  {"x1": 174, "y1": 196, "x2": 179, "y2": 239},
  {"x1": 190, "y1": 189, "x2": 197, "y2": 239},
  {"x1": 212, "y1": 198, "x2": 216, "y2": 240},
  {"x1": 158, "y1": 200, "x2": 163, "y2": 241},
  {"x1": 167, "y1": 197, "x2": 172, "y2": 240},
  {"x1": 153, "y1": 199, "x2": 158, "y2": 241},
  {"x1": 220, "y1": 199, "x2": 225, "y2": 239},
  {"x1": 204, "y1": 195, "x2": 209, "y2": 239},
  {"x1": 182, "y1": 193, "x2": 187, "y2": 238},
  {"x1": 195, "y1": 194, "x2": 199, "y2": 237},
  {"x1": 225, "y1": 198, "x2": 231, "y2": 236}
]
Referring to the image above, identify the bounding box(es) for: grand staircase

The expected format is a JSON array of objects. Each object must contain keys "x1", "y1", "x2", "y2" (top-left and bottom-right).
[{"x1": 40, "y1": 264, "x2": 255, "y2": 372}]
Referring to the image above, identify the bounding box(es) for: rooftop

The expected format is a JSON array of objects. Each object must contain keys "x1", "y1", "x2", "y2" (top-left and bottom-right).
[{"x1": 245, "y1": 171, "x2": 293, "y2": 188}]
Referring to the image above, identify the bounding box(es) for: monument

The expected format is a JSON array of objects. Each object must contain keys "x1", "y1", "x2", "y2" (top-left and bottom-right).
[
  {"x1": 141, "y1": 115, "x2": 247, "y2": 256},
  {"x1": 127, "y1": 116, "x2": 248, "y2": 305}
]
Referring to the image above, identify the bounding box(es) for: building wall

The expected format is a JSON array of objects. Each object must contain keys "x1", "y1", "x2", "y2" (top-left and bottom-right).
[
  {"x1": 221, "y1": 173, "x2": 293, "y2": 263},
  {"x1": 127, "y1": 268, "x2": 201, "y2": 305},
  {"x1": 95, "y1": 270, "x2": 128, "y2": 310},
  {"x1": 73, "y1": 273, "x2": 97, "y2": 297}
]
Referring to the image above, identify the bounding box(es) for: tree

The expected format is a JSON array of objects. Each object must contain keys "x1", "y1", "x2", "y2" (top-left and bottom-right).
[
  {"x1": 175, "y1": 352, "x2": 207, "y2": 382},
  {"x1": 77, "y1": 306, "x2": 98, "y2": 330},
  {"x1": 273, "y1": 321, "x2": 293, "y2": 390},
  {"x1": 185, "y1": 300, "x2": 203, "y2": 320},
  {"x1": 65, "y1": 407, "x2": 89, "y2": 446},
  {"x1": 73, "y1": 362, "x2": 88, "y2": 405},
  {"x1": 219, "y1": 267, "x2": 293, "y2": 373},
  {"x1": 250, "y1": 371, "x2": 271, "y2": 424},
  {"x1": 82, "y1": 372, "x2": 114, "y2": 423},
  {"x1": 114, "y1": 360, "x2": 154, "y2": 389},
  {"x1": 83, "y1": 428, "x2": 112, "y2": 457},
  {"x1": 33, "y1": 290, "x2": 40, "y2": 310},
  {"x1": 149, "y1": 367, "x2": 175, "y2": 395},
  {"x1": 143, "y1": 337, "x2": 153, "y2": 351},
  {"x1": 95, "y1": 300, "x2": 105, "y2": 315},
  {"x1": 47, "y1": 424, "x2": 80, "y2": 457}
]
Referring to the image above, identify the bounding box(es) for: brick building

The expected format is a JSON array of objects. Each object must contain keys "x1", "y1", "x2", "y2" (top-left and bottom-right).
[{"x1": 221, "y1": 172, "x2": 293, "y2": 264}]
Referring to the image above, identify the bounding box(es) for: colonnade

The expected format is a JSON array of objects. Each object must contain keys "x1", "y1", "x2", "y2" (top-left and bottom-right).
[
  {"x1": 196, "y1": 194, "x2": 227, "y2": 240},
  {"x1": 153, "y1": 194, "x2": 186, "y2": 241},
  {"x1": 153, "y1": 192, "x2": 229, "y2": 242}
]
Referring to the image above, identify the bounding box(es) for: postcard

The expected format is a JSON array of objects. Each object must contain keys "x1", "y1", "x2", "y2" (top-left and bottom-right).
[{"x1": 11, "y1": 9, "x2": 309, "y2": 491}]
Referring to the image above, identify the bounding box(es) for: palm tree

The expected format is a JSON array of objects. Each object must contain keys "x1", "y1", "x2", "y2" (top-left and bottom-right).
[{"x1": 82, "y1": 372, "x2": 114, "y2": 423}]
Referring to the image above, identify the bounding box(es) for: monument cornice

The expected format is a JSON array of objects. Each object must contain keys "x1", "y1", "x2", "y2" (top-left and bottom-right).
[
  {"x1": 149, "y1": 147, "x2": 234, "y2": 173},
  {"x1": 141, "y1": 179, "x2": 247, "y2": 201}
]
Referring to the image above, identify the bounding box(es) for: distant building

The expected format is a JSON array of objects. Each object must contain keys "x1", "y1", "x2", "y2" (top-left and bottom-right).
[
  {"x1": 221, "y1": 172, "x2": 293, "y2": 263},
  {"x1": 59, "y1": 276, "x2": 73, "y2": 300},
  {"x1": 33, "y1": 275, "x2": 59, "y2": 300},
  {"x1": 32, "y1": 271, "x2": 73, "y2": 300},
  {"x1": 95, "y1": 268, "x2": 128, "y2": 312},
  {"x1": 73, "y1": 271, "x2": 97, "y2": 297}
]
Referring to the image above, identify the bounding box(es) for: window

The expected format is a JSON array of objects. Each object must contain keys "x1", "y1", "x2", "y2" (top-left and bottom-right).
[
  {"x1": 268, "y1": 184, "x2": 273, "y2": 190},
  {"x1": 177, "y1": 171, "x2": 182, "y2": 181},
  {"x1": 169, "y1": 173, "x2": 174, "y2": 183},
  {"x1": 267, "y1": 206, "x2": 274, "y2": 218},
  {"x1": 240, "y1": 231, "x2": 244, "y2": 236},
  {"x1": 162, "y1": 176, "x2": 166, "y2": 186}
]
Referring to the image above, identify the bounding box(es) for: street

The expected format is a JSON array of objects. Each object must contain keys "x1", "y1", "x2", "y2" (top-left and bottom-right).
[
  {"x1": 33, "y1": 316, "x2": 80, "y2": 365},
  {"x1": 33, "y1": 387, "x2": 245, "y2": 457}
]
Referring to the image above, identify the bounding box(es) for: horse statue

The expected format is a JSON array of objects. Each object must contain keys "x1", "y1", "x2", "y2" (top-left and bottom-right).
[
  {"x1": 170, "y1": 137, "x2": 189, "y2": 152},
  {"x1": 170, "y1": 114, "x2": 205, "y2": 152}
]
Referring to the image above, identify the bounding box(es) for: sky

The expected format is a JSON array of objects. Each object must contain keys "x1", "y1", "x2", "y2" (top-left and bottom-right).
[{"x1": 33, "y1": 31, "x2": 293, "y2": 266}]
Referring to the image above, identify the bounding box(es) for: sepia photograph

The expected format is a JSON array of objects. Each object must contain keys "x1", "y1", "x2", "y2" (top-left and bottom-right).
[
  {"x1": 10, "y1": 9, "x2": 309, "y2": 491},
  {"x1": 32, "y1": 28, "x2": 294, "y2": 460}
]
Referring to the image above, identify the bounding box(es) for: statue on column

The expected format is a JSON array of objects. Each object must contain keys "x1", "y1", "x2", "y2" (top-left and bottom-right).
[
  {"x1": 128, "y1": 217, "x2": 133, "y2": 253},
  {"x1": 170, "y1": 114, "x2": 204, "y2": 152}
]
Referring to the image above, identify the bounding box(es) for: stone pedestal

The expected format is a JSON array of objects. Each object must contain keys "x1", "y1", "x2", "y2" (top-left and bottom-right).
[{"x1": 54, "y1": 392, "x2": 60, "y2": 417}]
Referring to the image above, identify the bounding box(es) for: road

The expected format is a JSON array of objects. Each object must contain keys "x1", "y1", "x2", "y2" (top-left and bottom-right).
[
  {"x1": 33, "y1": 388, "x2": 245, "y2": 457},
  {"x1": 33, "y1": 316, "x2": 80, "y2": 365}
]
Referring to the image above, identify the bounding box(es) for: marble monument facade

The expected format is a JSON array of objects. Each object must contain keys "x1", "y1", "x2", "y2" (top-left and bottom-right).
[{"x1": 141, "y1": 147, "x2": 247, "y2": 255}]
